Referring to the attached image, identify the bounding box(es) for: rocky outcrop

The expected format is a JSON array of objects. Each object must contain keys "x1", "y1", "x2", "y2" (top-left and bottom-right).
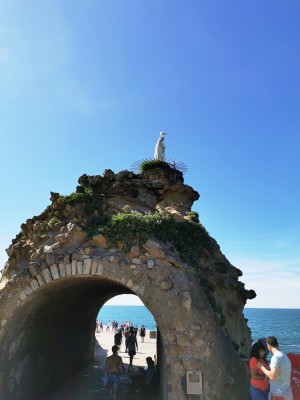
[{"x1": 0, "y1": 165, "x2": 255, "y2": 400}]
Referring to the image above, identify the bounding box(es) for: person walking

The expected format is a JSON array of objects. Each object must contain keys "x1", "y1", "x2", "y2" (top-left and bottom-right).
[
  {"x1": 114, "y1": 328, "x2": 123, "y2": 350},
  {"x1": 140, "y1": 325, "x2": 146, "y2": 343},
  {"x1": 258, "y1": 336, "x2": 293, "y2": 400},
  {"x1": 249, "y1": 341, "x2": 270, "y2": 400},
  {"x1": 126, "y1": 329, "x2": 138, "y2": 371},
  {"x1": 105, "y1": 345, "x2": 125, "y2": 400}
]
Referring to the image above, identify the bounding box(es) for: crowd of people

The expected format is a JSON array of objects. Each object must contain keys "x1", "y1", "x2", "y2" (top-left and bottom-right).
[
  {"x1": 96, "y1": 319, "x2": 146, "y2": 338},
  {"x1": 249, "y1": 336, "x2": 293, "y2": 400},
  {"x1": 97, "y1": 320, "x2": 157, "y2": 400}
]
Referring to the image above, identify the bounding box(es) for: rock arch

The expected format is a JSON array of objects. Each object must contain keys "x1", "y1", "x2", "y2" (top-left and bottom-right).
[{"x1": 0, "y1": 167, "x2": 254, "y2": 399}]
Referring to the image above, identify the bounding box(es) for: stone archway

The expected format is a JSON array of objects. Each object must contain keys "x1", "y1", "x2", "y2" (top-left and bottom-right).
[{"x1": 0, "y1": 167, "x2": 255, "y2": 399}]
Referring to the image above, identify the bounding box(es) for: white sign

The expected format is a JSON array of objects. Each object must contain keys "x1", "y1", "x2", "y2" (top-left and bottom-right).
[{"x1": 186, "y1": 370, "x2": 203, "y2": 395}]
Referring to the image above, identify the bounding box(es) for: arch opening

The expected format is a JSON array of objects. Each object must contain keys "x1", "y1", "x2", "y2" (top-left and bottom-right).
[{"x1": 0, "y1": 277, "x2": 164, "y2": 400}]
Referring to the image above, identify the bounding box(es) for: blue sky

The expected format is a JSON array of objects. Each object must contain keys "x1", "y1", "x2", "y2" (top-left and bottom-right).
[{"x1": 0, "y1": 0, "x2": 299, "y2": 308}]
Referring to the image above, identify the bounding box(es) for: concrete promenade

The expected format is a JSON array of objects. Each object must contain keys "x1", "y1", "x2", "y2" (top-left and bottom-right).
[{"x1": 46, "y1": 330, "x2": 157, "y2": 400}]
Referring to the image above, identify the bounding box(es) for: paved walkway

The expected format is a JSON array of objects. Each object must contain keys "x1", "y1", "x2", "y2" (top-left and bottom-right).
[{"x1": 46, "y1": 331, "x2": 157, "y2": 400}]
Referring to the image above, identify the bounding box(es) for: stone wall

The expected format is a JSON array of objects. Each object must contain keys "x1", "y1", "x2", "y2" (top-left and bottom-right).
[{"x1": 0, "y1": 166, "x2": 254, "y2": 399}]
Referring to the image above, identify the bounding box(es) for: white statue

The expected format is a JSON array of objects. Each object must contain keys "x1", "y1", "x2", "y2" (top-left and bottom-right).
[{"x1": 154, "y1": 132, "x2": 167, "y2": 161}]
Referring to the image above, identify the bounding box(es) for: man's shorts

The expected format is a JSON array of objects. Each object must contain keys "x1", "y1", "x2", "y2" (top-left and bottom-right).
[{"x1": 108, "y1": 372, "x2": 120, "y2": 389}]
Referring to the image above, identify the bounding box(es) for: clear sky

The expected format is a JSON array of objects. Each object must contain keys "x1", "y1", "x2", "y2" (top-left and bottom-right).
[{"x1": 1, "y1": 0, "x2": 299, "y2": 308}]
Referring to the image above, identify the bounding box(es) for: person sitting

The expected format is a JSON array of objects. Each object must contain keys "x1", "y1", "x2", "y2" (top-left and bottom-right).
[{"x1": 136, "y1": 356, "x2": 158, "y2": 398}]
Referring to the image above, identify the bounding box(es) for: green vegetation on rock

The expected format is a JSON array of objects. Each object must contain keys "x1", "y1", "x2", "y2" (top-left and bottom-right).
[
  {"x1": 88, "y1": 213, "x2": 214, "y2": 268},
  {"x1": 186, "y1": 211, "x2": 199, "y2": 223},
  {"x1": 58, "y1": 188, "x2": 103, "y2": 214},
  {"x1": 140, "y1": 159, "x2": 172, "y2": 173}
]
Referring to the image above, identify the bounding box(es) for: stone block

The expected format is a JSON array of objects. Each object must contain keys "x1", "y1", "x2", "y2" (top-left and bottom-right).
[
  {"x1": 25, "y1": 286, "x2": 33, "y2": 296},
  {"x1": 131, "y1": 257, "x2": 142, "y2": 265},
  {"x1": 29, "y1": 279, "x2": 39, "y2": 291},
  {"x1": 147, "y1": 260, "x2": 155, "y2": 269},
  {"x1": 28, "y1": 262, "x2": 38, "y2": 277},
  {"x1": 42, "y1": 268, "x2": 53, "y2": 283},
  {"x1": 96, "y1": 263, "x2": 104, "y2": 275},
  {"x1": 83, "y1": 258, "x2": 92, "y2": 274},
  {"x1": 45, "y1": 252, "x2": 55, "y2": 265},
  {"x1": 127, "y1": 245, "x2": 140, "y2": 258},
  {"x1": 50, "y1": 264, "x2": 60, "y2": 280},
  {"x1": 59, "y1": 263, "x2": 66, "y2": 278},
  {"x1": 109, "y1": 255, "x2": 115, "y2": 262},
  {"x1": 66, "y1": 263, "x2": 72, "y2": 276},
  {"x1": 19, "y1": 291, "x2": 27, "y2": 301},
  {"x1": 77, "y1": 261, "x2": 83, "y2": 274},
  {"x1": 92, "y1": 234, "x2": 109, "y2": 248},
  {"x1": 71, "y1": 260, "x2": 77, "y2": 275},
  {"x1": 126, "y1": 279, "x2": 134, "y2": 289},
  {"x1": 91, "y1": 259, "x2": 98, "y2": 275},
  {"x1": 36, "y1": 273, "x2": 46, "y2": 286}
]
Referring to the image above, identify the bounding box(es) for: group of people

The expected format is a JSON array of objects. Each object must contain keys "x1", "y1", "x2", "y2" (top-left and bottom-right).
[
  {"x1": 249, "y1": 336, "x2": 293, "y2": 400},
  {"x1": 104, "y1": 324, "x2": 157, "y2": 400},
  {"x1": 105, "y1": 345, "x2": 157, "y2": 400},
  {"x1": 95, "y1": 319, "x2": 147, "y2": 340}
]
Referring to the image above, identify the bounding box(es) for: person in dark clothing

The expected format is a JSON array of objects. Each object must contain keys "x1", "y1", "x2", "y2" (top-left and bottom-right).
[
  {"x1": 126, "y1": 329, "x2": 138, "y2": 371},
  {"x1": 135, "y1": 356, "x2": 158, "y2": 399},
  {"x1": 114, "y1": 328, "x2": 122, "y2": 350},
  {"x1": 140, "y1": 325, "x2": 146, "y2": 342}
]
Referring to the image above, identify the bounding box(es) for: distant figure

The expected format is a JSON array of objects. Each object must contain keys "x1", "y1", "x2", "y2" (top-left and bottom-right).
[
  {"x1": 140, "y1": 325, "x2": 146, "y2": 343},
  {"x1": 154, "y1": 132, "x2": 167, "y2": 161},
  {"x1": 114, "y1": 329, "x2": 123, "y2": 350},
  {"x1": 105, "y1": 345, "x2": 125, "y2": 400},
  {"x1": 126, "y1": 329, "x2": 138, "y2": 371},
  {"x1": 257, "y1": 336, "x2": 293, "y2": 400},
  {"x1": 249, "y1": 341, "x2": 270, "y2": 400}
]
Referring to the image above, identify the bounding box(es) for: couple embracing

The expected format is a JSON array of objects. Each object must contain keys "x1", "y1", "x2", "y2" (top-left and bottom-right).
[{"x1": 249, "y1": 336, "x2": 293, "y2": 400}]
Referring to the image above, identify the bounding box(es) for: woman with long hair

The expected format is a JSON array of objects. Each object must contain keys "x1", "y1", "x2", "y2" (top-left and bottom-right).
[{"x1": 249, "y1": 341, "x2": 270, "y2": 400}]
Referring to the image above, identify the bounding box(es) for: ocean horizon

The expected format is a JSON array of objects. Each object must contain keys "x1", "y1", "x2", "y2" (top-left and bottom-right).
[{"x1": 98, "y1": 306, "x2": 300, "y2": 355}]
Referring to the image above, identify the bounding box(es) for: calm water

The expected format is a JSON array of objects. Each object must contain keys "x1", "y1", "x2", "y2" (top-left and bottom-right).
[
  {"x1": 98, "y1": 305, "x2": 156, "y2": 330},
  {"x1": 244, "y1": 308, "x2": 300, "y2": 354},
  {"x1": 98, "y1": 306, "x2": 300, "y2": 354}
]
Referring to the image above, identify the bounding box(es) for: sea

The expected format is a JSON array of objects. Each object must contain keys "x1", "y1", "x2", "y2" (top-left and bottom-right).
[{"x1": 98, "y1": 306, "x2": 300, "y2": 354}]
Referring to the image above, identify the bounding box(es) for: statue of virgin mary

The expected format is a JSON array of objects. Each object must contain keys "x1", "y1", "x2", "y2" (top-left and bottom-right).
[{"x1": 154, "y1": 132, "x2": 167, "y2": 161}]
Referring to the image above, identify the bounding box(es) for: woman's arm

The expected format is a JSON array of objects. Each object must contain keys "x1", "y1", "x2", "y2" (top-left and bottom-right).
[{"x1": 250, "y1": 367, "x2": 267, "y2": 380}]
